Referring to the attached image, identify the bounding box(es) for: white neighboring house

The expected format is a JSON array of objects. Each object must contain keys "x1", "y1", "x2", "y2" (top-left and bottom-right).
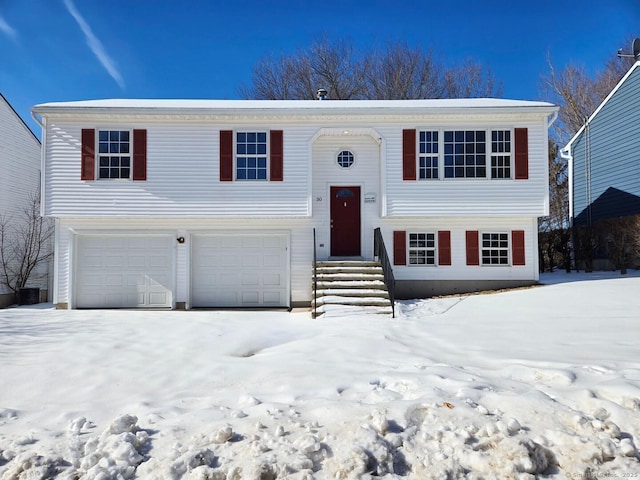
[
  {"x1": 0, "y1": 93, "x2": 46, "y2": 307},
  {"x1": 32, "y1": 98, "x2": 558, "y2": 310}
]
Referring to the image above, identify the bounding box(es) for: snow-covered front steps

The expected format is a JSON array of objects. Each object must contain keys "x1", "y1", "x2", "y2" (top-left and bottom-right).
[{"x1": 312, "y1": 261, "x2": 393, "y2": 318}]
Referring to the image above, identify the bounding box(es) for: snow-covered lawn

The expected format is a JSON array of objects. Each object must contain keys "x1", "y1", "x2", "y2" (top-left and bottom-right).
[{"x1": 1, "y1": 271, "x2": 639, "y2": 479}]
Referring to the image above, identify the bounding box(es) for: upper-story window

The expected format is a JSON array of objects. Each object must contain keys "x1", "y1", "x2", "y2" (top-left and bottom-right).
[
  {"x1": 219, "y1": 130, "x2": 283, "y2": 182},
  {"x1": 491, "y1": 130, "x2": 511, "y2": 179},
  {"x1": 337, "y1": 150, "x2": 355, "y2": 168},
  {"x1": 236, "y1": 132, "x2": 267, "y2": 180},
  {"x1": 407, "y1": 128, "x2": 525, "y2": 181},
  {"x1": 444, "y1": 130, "x2": 486, "y2": 179},
  {"x1": 98, "y1": 130, "x2": 131, "y2": 179},
  {"x1": 419, "y1": 131, "x2": 438, "y2": 179}
]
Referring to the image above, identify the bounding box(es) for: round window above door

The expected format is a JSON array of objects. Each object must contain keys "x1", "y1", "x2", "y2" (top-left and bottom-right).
[{"x1": 337, "y1": 150, "x2": 354, "y2": 168}]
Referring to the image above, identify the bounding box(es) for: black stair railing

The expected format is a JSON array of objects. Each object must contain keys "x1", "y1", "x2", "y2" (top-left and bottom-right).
[
  {"x1": 313, "y1": 228, "x2": 318, "y2": 318},
  {"x1": 373, "y1": 227, "x2": 396, "y2": 318}
]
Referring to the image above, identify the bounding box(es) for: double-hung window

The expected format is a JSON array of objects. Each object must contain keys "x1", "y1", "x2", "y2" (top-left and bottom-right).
[
  {"x1": 418, "y1": 131, "x2": 439, "y2": 179},
  {"x1": 408, "y1": 232, "x2": 436, "y2": 265},
  {"x1": 491, "y1": 130, "x2": 511, "y2": 179},
  {"x1": 481, "y1": 232, "x2": 509, "y2": 265},
  {"x1": 98, "y1": 130, "x2": 131, "y2": 179},
  {"x1": 236, "y1": 132, "x2": 267, "y2": 180},
  {"x1": 410, "y1": 128, "x2": 519, "y2": 180}
]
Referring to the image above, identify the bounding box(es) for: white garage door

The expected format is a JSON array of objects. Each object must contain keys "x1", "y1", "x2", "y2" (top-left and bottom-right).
[
  {"x1": 75, "y1": 235, "x2": 173, "y2": 308},
  {"x1": 191, "y1": 234, "x2": 289, "y2": 308}
]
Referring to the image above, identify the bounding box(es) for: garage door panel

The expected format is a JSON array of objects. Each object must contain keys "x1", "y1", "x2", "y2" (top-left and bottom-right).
[
  {"x1": 192, "y1": 234, "x2": 288, "y2": 308},
  {"x1": 263, "y1": 273, "x2": 281, "y2": 286},
  {"x1": 241, "y1": 273, "x2": 259, "y2": 286},
  {"x1": 76, "y1": 235, "x2": 173, "y2": 308},
  {"x1": 263, "y1": 291, "x2": 282, "y2": 303}
]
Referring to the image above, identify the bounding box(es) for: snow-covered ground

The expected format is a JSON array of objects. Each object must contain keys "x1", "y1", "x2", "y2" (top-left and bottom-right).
[{"x1": 0, "y1": 271, "x2": 639, "y2": 479}]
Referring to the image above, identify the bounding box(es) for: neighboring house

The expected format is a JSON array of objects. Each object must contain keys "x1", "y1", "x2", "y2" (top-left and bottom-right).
[
  {"x1": 561, "y1": 61, "x2": 640, "y2": 268},
  {"x1": 0, "y1": 93, "x2": 46, "y2": 308},
  {"x1": 32, "y1": 98, "x2": 557, "y2": 310}
]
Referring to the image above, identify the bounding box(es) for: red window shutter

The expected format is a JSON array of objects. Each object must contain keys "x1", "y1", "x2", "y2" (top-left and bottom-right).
[
  {"x1": 402, "y1": 129, "x2": 416, "y2": 181},
  {"x1": 81, "y1": 129, "x2": 95, "y2": 180},
  {"x1": 512, "y1": 230, "x2": 526, "y2": 266},
  {"x1": 514, "y1": 128, "x2": 529, "y2": 180},
  {"x1": 438, "y1": 231, "x2": 451, "y2": 266},
  {"x1": 132, "y1": 129, "x2": 147, "y2": 181},
  {"x1": 466, "y1": 230, "x2": 479, "y2": 266},
  {"x1": 270, "y1": 130, "x2": 283, "y2": 181},
  {"x1": 220, "y1": 130, "x2": 233, "y2": 181},
  {"x1": 393, "y1": 231, "x2": 407, "y2": 265}
]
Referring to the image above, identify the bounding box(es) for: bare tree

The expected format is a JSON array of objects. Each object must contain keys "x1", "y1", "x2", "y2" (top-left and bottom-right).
[
  {"x1": 539, "y1": 36, "x2": 637, "y2": 272},
  {"x1": 596, "y1": 216, "x2": 638, "y2": 274},
  {"x1": 240, "y1": 37, "x2": 502, "y2": 100},
  {"x1": 442, "y1": 59, "x2": 503, "y2": 98},
  {"x1": 541, "y1": 45, "x2": 635, "y2": 143},
  {"x1": 538, "y1": 141, "x2": 571, "y2": 272},
  {"x1": 240, "y1": 37, "x2": 368, "y2": 100},
  {"x1": 365, "y1": 42, "x2": 445, "y2": 99},
  {"x1": 0, "y1": 188, "x2": 54, "y2": 297}
]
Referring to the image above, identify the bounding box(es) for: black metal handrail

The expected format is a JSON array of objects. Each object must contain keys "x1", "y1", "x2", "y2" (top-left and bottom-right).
[
  {"x1": 313, "y1": 228, "x2": 318, "y2": 318},
  {"x1": 373, "y1": 227, "x2": 395, "y2": 318}
]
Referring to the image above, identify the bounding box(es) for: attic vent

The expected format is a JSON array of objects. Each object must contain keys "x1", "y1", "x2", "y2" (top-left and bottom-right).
[{"x1": 317, "y1": 88, "x2": 328, "y2": 100}]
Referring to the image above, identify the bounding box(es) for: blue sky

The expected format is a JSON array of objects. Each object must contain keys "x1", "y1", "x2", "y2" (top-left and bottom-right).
[{"x1": 1, "y1": 0, "x2": 638, "y2": 136}]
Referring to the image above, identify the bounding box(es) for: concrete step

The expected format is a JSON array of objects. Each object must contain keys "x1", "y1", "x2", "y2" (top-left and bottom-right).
[
  {"x1": 316, "y1": 273, "x2": 385, "y2": 282},
  {"x1": 316, "y1": 296, "x2": 392, "y2": 307},
  {"x1": 316, "y1": 280, "x2": 387, "y2": 289},
  {"x1": 314, "y1": 288, "x2": 390, "y2": 298},
  {"x1": 316, "y1": 265, "x2": 383, "y2": 275},
  {"x1": 312, "y1": 260, "x2": 393, "y2": 318},
  {"x1": 314, "y1": 303, "x2": 393, "y2": 317},
  {"x1": 316, "y1": 261, "x2": 382, "y2": 268}
]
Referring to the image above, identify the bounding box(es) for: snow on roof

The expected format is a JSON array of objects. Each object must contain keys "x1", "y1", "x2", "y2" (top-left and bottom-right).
[{"x1": 32, "y1": 97, "x2": 557, "y2": 115}]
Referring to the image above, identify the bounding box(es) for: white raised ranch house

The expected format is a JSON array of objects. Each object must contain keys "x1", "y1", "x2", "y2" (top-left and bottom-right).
[
  {"x1": 0, "y1": 93, "x2": 45, "y2": 308},
  {"x1": 32, "y1": 98, "x2": 558, "y2": 310}
]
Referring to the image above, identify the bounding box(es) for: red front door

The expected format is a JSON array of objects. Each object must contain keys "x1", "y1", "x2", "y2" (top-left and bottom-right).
[{"x1": 330, "y1": 186, "x2": 361, "y2": 256}]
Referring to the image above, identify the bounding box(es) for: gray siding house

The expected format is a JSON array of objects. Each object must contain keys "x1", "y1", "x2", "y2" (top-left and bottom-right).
[
  {"x1": 562, "y1": 61, "x2": 640, "y2": 227},
  {"x1": 562, "y1": 60, "x2": 640, "y2": 270}
]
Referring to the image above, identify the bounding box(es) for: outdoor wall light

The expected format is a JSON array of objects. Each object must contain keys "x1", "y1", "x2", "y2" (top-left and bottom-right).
[{"x1": 177, "y1": 237, "x2": 185, "y2": 244}]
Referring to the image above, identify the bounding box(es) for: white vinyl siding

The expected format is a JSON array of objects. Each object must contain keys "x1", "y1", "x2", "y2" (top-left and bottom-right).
[
  {"x1": 0, "y1": 96, "x2": 45, "y2": 297},
  {"x1": 385, "y1": 119, "x2": 550, "y2": 217},
  {"x1": 43, "y1": 122, "x2": 311, "y2": 217},
  {"x1": 311, "y1": 134, "x2": 381, "y2": 260},
  {"x1": 381, "y1": 217, "x2": 538, "y2": 282},
  {"x1": 39, "y1": 100, "x2": 555, "y2": 308}
]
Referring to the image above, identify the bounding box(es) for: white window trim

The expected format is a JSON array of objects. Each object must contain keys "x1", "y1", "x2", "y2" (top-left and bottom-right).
[
  {"x1": 336, "y1": 148, "x2": 356, "y2": 169},
  {"x1": 96, "y1": 128, "x2": 133, "y2": 181},
  {"x1": 480, "y1": 231, "x2": 511, "y2": 266},
  {"x1": 415, "y1": 127, "x2": 515, "y2": 181},
  {"x1": 235, "y1": 130, "x2": 269, "y2": 181},
  {"x1": 407, "y1": 231, "x2": 437, "y2": 266}
]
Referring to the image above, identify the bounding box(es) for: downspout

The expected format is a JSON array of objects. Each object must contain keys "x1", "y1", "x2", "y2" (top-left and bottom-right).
[
  {"x1": 31, "y1": 111, "x2": 54, "y2": 303},
  {"x1": 31, "y1": 112, "x2": 46, "y2": 216}
]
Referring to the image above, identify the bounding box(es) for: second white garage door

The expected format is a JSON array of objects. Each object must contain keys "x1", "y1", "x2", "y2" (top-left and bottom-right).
[{"x1": 191, "y1": 234, "x2": 289, "y2": 308}]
